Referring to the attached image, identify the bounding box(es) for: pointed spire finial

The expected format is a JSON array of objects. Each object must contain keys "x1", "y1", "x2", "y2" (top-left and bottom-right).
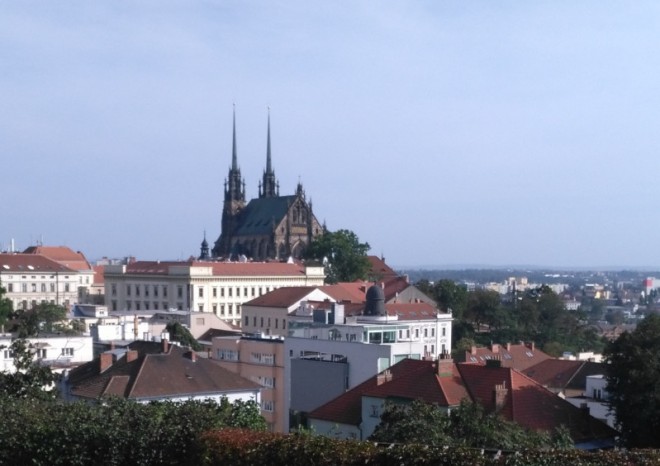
[
  {"x1": 266, "y1": 106, "x2": 272, "y2": 174},
  {"x1": 232, "y1": 104, "x2": 238, "y2": 170}
]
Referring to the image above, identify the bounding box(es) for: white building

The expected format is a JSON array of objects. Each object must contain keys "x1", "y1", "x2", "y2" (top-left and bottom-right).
[
  {"x1": 103, "y1": 260, "x2": 325, "y2": 326},
  {"x1": 0, "y1": 254, "x2": 82, "y2": 310},
  {"x1": 0, "y1": 334, "x2": 94, "y2": 373}
]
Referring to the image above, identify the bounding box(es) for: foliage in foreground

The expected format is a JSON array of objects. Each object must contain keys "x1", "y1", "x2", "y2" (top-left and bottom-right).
[
  {"x1": 201, "y1": 428, "x2": 660, "y2": 466},
  {"x1": 369, "y1": 399, "x2": 573, "y2": 451},
  {"x1": 0, "y1": 396, "x2": 265, "y2": 466},
  {"x1": 605, "y1": 313, "x2": 660, "y2": 448}
]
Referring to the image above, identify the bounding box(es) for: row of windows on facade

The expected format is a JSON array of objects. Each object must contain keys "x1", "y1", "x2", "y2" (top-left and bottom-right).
[
  {"x1": 366, "y1": 326, "x2": 447, "y2": 344},
  {"x1": 112, "y1": 284, "x2": 274, "y2": 299},
  {"x1": 215, "y1": 349, "x2": 276, "y2": 366},
  {"x1": 4, "y1": 347, "x2": 74, "y2": 360},
  {"x1": 113, "y1": 300, "x2": 242, "y2": 315},
  {"x1": 245, "y1": 315, "x2": 287, "y2": 330},
  {"x1": 10, "y1": 299, "x2": 71, "y2": 310},
  {"x1": 2, "y1": 274, "x2": 82, "y2": 282},
  {"x1": 5, "y1": 282, "x2": 73, "y2": 293}
]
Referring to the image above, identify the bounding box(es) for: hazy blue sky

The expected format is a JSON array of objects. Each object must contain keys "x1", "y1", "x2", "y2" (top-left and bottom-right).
[{"x1": 3, "y1": 1, "x2": 660, "y2": 268}]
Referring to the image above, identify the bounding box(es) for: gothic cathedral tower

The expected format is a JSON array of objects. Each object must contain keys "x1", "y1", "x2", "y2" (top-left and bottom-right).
[{"x1": 211, "y1": 106, "x2": 245, "y2": 257}]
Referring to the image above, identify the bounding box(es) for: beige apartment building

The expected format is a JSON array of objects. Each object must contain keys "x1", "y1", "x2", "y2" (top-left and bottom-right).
[
  {"x1": 103, "y1": 260, "x2": 325, "y2": 326},
  {"x1": 212, "y1": 335, "x2": 286, "y2": 432}
]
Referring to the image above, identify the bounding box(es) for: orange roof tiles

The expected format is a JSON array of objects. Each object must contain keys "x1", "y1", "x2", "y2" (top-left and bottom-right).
[
  {"x1": 244, "y1": 286, "x2": 322, "y2": 308},
  {"x1": 0, "y1": 253, "x2": 76, "y2": 273},
  {"x1": 23, "y1": 246, "x2": 92, "y2": 271},
  {"x1": 460, "y1": 343, "x2": 552, "y2": 371},
  {"x1": 310, "y1": 358, "x2": 617, "y2": 443}
]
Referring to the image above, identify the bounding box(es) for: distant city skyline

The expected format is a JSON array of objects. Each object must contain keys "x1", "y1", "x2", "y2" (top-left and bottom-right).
[{"x1": 3, "y1": 2, "x2": 660, "y2": 268}]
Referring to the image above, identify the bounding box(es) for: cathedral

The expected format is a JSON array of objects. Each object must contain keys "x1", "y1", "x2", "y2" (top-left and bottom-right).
[{"x1": 201, "y1": 109, "x2": 323, "y2": 261}]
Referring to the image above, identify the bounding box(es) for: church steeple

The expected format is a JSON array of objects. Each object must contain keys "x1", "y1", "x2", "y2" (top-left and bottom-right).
[
  {"x1": 225, "y1": 104, "x2": 245, "y2": 203},
  {"x1": 260, "y1": 108, "x2": 279, "y2": 198}
]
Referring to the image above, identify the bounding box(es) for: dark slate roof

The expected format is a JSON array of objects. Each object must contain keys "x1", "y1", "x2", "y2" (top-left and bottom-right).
[
  {"x1": 67, "y1": 341, "x2": 260, "y2": 401},
  {"x1": 234, "y1": 195, "x2": 298, "y2": 236}
]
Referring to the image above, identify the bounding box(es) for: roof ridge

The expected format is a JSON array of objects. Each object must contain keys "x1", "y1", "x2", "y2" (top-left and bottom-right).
[{"x1": 126, "y1": 353, "x2": 149, "y2": 398}]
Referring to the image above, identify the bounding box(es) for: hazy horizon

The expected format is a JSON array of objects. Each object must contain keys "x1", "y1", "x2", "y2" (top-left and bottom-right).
[{"x1": 4, "y1": 2, "x2": 660, "y2": 268}]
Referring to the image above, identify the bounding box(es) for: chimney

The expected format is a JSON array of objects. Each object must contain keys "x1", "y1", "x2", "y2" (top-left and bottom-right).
[
  {"x1": 162, "y1": 338, "x2": 169, "y2": 353},
  {"x1": 126, "y1": 350, "x2": 138, "y2": 362},
  {"x1": 437, "y1": 352, "x2": 453, "y2": 377},
  {"x1": 486, "y1": 356, "x2": 502, "y2": 368},
  {"x1": 493, "y1": 382, "x2": 508, "y2": 412},
  {"x1": 506, "y1": 342, "x2": 511, "y2": 351},
  {"x1": 99, "y1": 353, "x2": 113, "y2": 372},
  {"x1": 491, "y1": 343, "x2": 499, "y2": 353},
  {"x1": 526, "y1": 341, "x2": 535, "y2": 351},
  {"x1": 376, "y1": 369, "x2": 392, "y2": 386},
  {"x1": 110, "y1": 341, "x2": 115, "y2": 350},
  {"x1": 470, "y1": 345, "x2": 477, "y2": 356}
]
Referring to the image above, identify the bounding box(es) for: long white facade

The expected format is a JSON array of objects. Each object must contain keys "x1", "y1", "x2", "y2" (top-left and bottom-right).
[{"x1": 104, "y1": 261, "x2": 325, "y2": 326}]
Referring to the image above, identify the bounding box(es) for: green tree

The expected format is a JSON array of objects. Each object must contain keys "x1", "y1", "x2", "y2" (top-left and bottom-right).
[
  {"x1": 0, "y1": 284, "x2": 12, "y2": 333},
  {"x1": 304, "y1": 229, "x2": 371, "y2": 284},
  {"x1": 465, "y1": 289, "x2": 502, "y2": 331},
  {"x1": 0, "y1": 338, "x2": 57, "y2": 400},
  {"x1": 16, "y1": 302, "x2": 67, "y2": 337},
  {"x1": 432, "y1": 279, "x2": 468, "y2": 319},
  {"x1": 166, "y1": 321, "x2": 202, "y2": 351},
  {"x1": 604, "y1": 314, "x2": 660, "y2": 448},
  {"x1": 369, "y1": 399, "x2": 572, "y2": 450}
]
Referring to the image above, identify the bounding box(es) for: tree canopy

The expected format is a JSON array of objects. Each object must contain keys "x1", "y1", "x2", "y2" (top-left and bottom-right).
[
  {"x1": 304, "y1": 229, "x2": 371, "y2": 283},
  {"x1": 369, "y1": 399, "x2": 573, "y2": 450},
  {"x1": 604, "y1": 313, "x2": 660, "y2": 448},
  {"x1": 166, "y1": 321, "x2": 202, "y2": 351}
]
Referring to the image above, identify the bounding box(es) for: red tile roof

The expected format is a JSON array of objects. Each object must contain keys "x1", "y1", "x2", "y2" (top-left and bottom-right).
[
  {"x1": 523, "y1": 359, "x2": 607, "y2": 392},
  {"x1": 92, "y1": 265, "x2": 105, "y2": 285},
  {"x1": 321, "y1": 282, "x2": 369, "y2": 303},
  {"x1": 310, "y1": 358, "x2": 617, "y2": 443},
  {"x1": 0, "y1": 253, "x2": 76, "y2": 273},
  {"x1": 244, "y1": 287, "x2": 323, "y2": 308},
  {"x1": 460, "y1": 343, "x2": 552, "y2": 371},
  {"x1": 385, "y1": 302, "x2": 439, "y2": 320},
  {"x1": 366, "y1": 256, "x2": 398, "y2": 279},
  {"x1": 67, "y1": 342, "x2": 260, "y2": 400},
  {"x1": 310, "y1": 359, "x2": 468, "y2": 425},
  {"x1": 23, "y1": 246, "x2": 92, "y2": 271}
]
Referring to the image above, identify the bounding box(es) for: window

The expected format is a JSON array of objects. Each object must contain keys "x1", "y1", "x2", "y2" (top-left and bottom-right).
[
  {"x1": 442, "y1": 327, "x2": 446, "y2": 337},
  {"x1": 127, "y1": 285, "x2": 131, "y2": 296},
  {"x1": 370, "y1": 405, "x2": 380, "y2": 418},
  {"x1": 212, "y1": 304, "x2": 217, "y2": 314},
  {"x1": 7, "y1": 284, "x2": 12, "y2": 293},
  {"x1": 228, "y1": 288, "x2": 232, "y2": 297},
  {"x1": 35, "y1": 349, "x2": 47, "y2": 359},
  {"x1": 198, "y1": 304, "x2": 204, "y2": 312},
  {"x1": 251, "y1": 352, "x2": 275, "y2": 365},
  {"x1": 177, "y1": 286, "x2": 183, "y2": 298},
  {"x1": 154, "y1": 286, "x2": 158, "y2": 297},
  {"x1": 31, "y1": 283, "x2": 37, "y2": 292},
  {"x1": 111, "y1": 284, "x2": 117, "y2": 296},
  {"x1": 253, "y1": 317, "x2": 256, "y2": 326},
  {"x1": 198, "y1": 287, "x2": 204, "y2": 298},
  {"x1": 415, "y1": 328, "x2": 419, "y2": 338},
  {"x1": 135, "y1": 285, "x2": 140, "y2": 296},
  {"x1": 22, "y1": 283, "x2": 27, "y2": 292},
  {"x1": 3, "y1": 350, "x2": 14, "y2": 359},
  {"x1": 260, "y1": 317, "x2": 264, "y2": 327},
  {"x1": 216, "y1": 349, "x2": 239, "y2": 361},
  {"x1": 111, "y1": 300, "x2": 117, "y2": 311},
  {"x1": 213, "y1": 287, "x2": 217, "y2": 298},
  {"x1": 145, "y1": 286, "x2": 149, "y2": 297},
  {"x1": 163, "y1": 286, "x2": 168, "y2": 297},
  {"x1": 144, "y1": 302, "x2": 150, "y2": 310},
  {"x1": 244, "y1": 287, "x2": 248, "y2": 297},
  {"x1": 261, "y1": 400, "x2": 274, "y2": 412},
  {"x1": 424, "y1": 328, "x2": 428, "y2": 338},
  {"x1": 61, "y1": 348, "x2": 74, "y2": 357},
  {"x1": 228, "y1": 304, "x2": 233, "y2": 315},
  {"x1": 64, "y1": 284, "x2": 70, "y2": 292},
  {"x1": 244, "y1": 316, "x2": 249, "y2": 326},
  {"x1": 220, "y1": 305, "x2": 225, "y2": 316},
  {"x1": 251, "y1": 287, "x2": 255, "y2": 297},
  {"x1": 221, "y1": 288, "x2": 225, "y2": 297},
  {"x1": 431, "y1": 328, "x2": 435, "y2": 337}
]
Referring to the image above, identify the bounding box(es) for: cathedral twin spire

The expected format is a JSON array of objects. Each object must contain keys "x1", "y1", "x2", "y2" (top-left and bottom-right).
[{"x1": 225, "y1": 106, "x2": 280, "y2": 201}]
